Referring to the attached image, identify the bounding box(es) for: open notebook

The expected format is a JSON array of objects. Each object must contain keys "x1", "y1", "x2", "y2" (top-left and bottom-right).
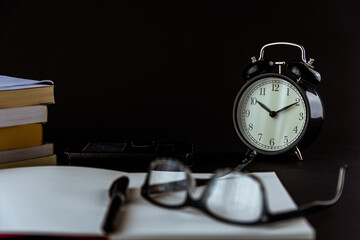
[{"x1": 0, "y1": 166, "x2": 315, "y2": 240}]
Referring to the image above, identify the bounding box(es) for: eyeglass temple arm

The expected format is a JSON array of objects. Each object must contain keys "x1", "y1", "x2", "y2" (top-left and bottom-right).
[
  {"x1": 235, "y1": 150, "x2": 257, "y2": 171},
  {"x1": 268, "y1": 165, "x2": 347, "y2": 222}
]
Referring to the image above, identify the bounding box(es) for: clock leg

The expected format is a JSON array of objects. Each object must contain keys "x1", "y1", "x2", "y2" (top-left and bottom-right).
[{"x1": 293, "y1": 146, "x2": 303, "y2": 161}]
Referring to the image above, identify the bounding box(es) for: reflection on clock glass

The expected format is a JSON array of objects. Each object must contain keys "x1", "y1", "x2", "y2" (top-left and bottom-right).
[{"x1": 237, "y1": 77, "x2": 307, "y2": 152}]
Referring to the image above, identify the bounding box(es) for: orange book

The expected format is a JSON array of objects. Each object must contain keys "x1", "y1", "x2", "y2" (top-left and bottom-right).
[{"x1": 0, "y1": 124, "x2": 43, "y2": 151}]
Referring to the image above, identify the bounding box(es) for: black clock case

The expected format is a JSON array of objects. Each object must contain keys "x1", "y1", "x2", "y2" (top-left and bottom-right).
[{"x1": 233, "y1": 72, "x2": 324, "y2": 156}]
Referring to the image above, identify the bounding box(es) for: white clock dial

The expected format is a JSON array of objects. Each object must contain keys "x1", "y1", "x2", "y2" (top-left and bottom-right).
[{"x1": 235, "y1": 76, "x2": 308, "y2": 153}]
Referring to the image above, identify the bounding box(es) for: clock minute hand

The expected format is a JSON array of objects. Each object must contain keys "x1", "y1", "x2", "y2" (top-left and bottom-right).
[
  {"x1": 257, "y1": 101, "x2": 277, "y2": 118},
  {"x1": 274, "y1": 102, "x2": 298, "y2": 115}
]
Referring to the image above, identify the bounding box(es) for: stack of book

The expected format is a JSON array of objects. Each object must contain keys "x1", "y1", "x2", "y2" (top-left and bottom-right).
[{"x1": 0, "y1": 75, "x2": 56, "y2": 169}]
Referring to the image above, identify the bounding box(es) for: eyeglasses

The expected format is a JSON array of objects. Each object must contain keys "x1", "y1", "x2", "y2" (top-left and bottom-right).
[{"x1": 141, "y1": 158, "x2": 347, "y2": 225}]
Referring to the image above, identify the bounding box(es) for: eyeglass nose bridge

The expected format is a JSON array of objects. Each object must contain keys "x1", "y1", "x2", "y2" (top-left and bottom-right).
[{"x1": 180, "y1": 176, "x2": 221, "y2": 211}]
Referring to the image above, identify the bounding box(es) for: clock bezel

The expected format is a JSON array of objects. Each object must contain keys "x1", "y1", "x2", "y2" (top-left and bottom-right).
[{"x1": 233, "y1": 73, "x2": 311, "y2": 155}]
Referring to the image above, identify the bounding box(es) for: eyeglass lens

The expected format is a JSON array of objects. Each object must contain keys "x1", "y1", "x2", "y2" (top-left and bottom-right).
[
  {"x1": 205, "y1": 172, "x2": 263, "y2": 222},
  {"x1": 148, "y1": 160, "x2": 264, "y2": 223},
  {"x1": 148, "y1": 161, "x2": 188, "y2": 206}
]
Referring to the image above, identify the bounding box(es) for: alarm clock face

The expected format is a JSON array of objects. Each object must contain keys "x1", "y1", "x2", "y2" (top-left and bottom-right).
[{"x1": 233, "y1": 73, "x2": 309, "y2": 154}]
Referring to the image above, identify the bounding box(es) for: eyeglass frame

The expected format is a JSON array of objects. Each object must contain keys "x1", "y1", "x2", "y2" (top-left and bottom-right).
[{"x1": 141, "y1": 158, "x2": 347, "y2": 225}]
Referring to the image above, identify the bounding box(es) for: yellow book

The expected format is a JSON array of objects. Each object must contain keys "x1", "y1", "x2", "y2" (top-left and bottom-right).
[
  {"x1": 0, "y1": 86, "x2": 54, "y2": 108},
  {"x1": 0, "y1": 75, "x2": 54, "y2": 108},
  {"x1": 0, "y1": 154, "x2": 57, "y2": 169},
  {"x1": 0, "y1": 124, "x2": 43, "y2": 151}
]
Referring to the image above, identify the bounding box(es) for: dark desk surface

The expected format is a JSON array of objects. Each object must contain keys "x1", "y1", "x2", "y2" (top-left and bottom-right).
[{"x1": 190, "y1": 152, "x2": 359, "y2": 240}]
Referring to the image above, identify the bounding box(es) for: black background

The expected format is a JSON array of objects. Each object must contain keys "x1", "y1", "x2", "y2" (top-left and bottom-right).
[{"x1": 0, "y1": 1, "x2": 359, "y2": 239}]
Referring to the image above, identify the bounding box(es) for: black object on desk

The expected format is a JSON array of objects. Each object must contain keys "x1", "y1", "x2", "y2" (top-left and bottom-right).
[
  {"x1": 64, "y1": 141, "x2": 194, "y2": 171},
  {"x1": 102, "y1": 176, "x2": 129, "y2": 234}
]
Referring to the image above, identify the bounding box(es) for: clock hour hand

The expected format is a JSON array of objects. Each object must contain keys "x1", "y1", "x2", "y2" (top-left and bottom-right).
[
  {"x1": 257, "y1": 101, "x2": 277, "y2": 118},
  {"x1": 274, "y1": 102, "x2": 298, "y2": 115}
]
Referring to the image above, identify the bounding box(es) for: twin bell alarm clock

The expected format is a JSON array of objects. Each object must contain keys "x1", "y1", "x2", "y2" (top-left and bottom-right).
[{"x1": 233, "y1": 42, "x2": 323, "y2": 160}]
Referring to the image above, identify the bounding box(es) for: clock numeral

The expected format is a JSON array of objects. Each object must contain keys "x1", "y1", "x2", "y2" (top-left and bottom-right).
[
  {"x1": 295, "y1": 98, "x2": 300, "y2": 106},
  {"x1": 248, "y1": 123, "x2": 253, "y2": 131},
  {"x1": 244, "y1": 109, "x2": 250, "y2": 117},
  {"x1": 250, "y1": 97, "x2": 257, "y2": 105},
  {"x1": 299, "y1": 112, "x2": 304, "y2": 120},
  {"x1": 283, "y1": 136, "x2": 289, "y2": 144},
  {"x1": 286, "y1": 88, "x2": 290, "y2": 96},
  {"x1": 258, "y1": 133, "x2": 263, "y2": 141},
  {"x1": 293, "y1": 126, "x2": 298, "y2": 134},
  {"x1": 272, "y1": 83, "x2": 279, "y2": 92},
  {"x1": 260, "y1": 88, "x2": 266, "y2": 95},
  {"x1": 269, "y1": 138, "x2": 275, "y2": 146}
]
